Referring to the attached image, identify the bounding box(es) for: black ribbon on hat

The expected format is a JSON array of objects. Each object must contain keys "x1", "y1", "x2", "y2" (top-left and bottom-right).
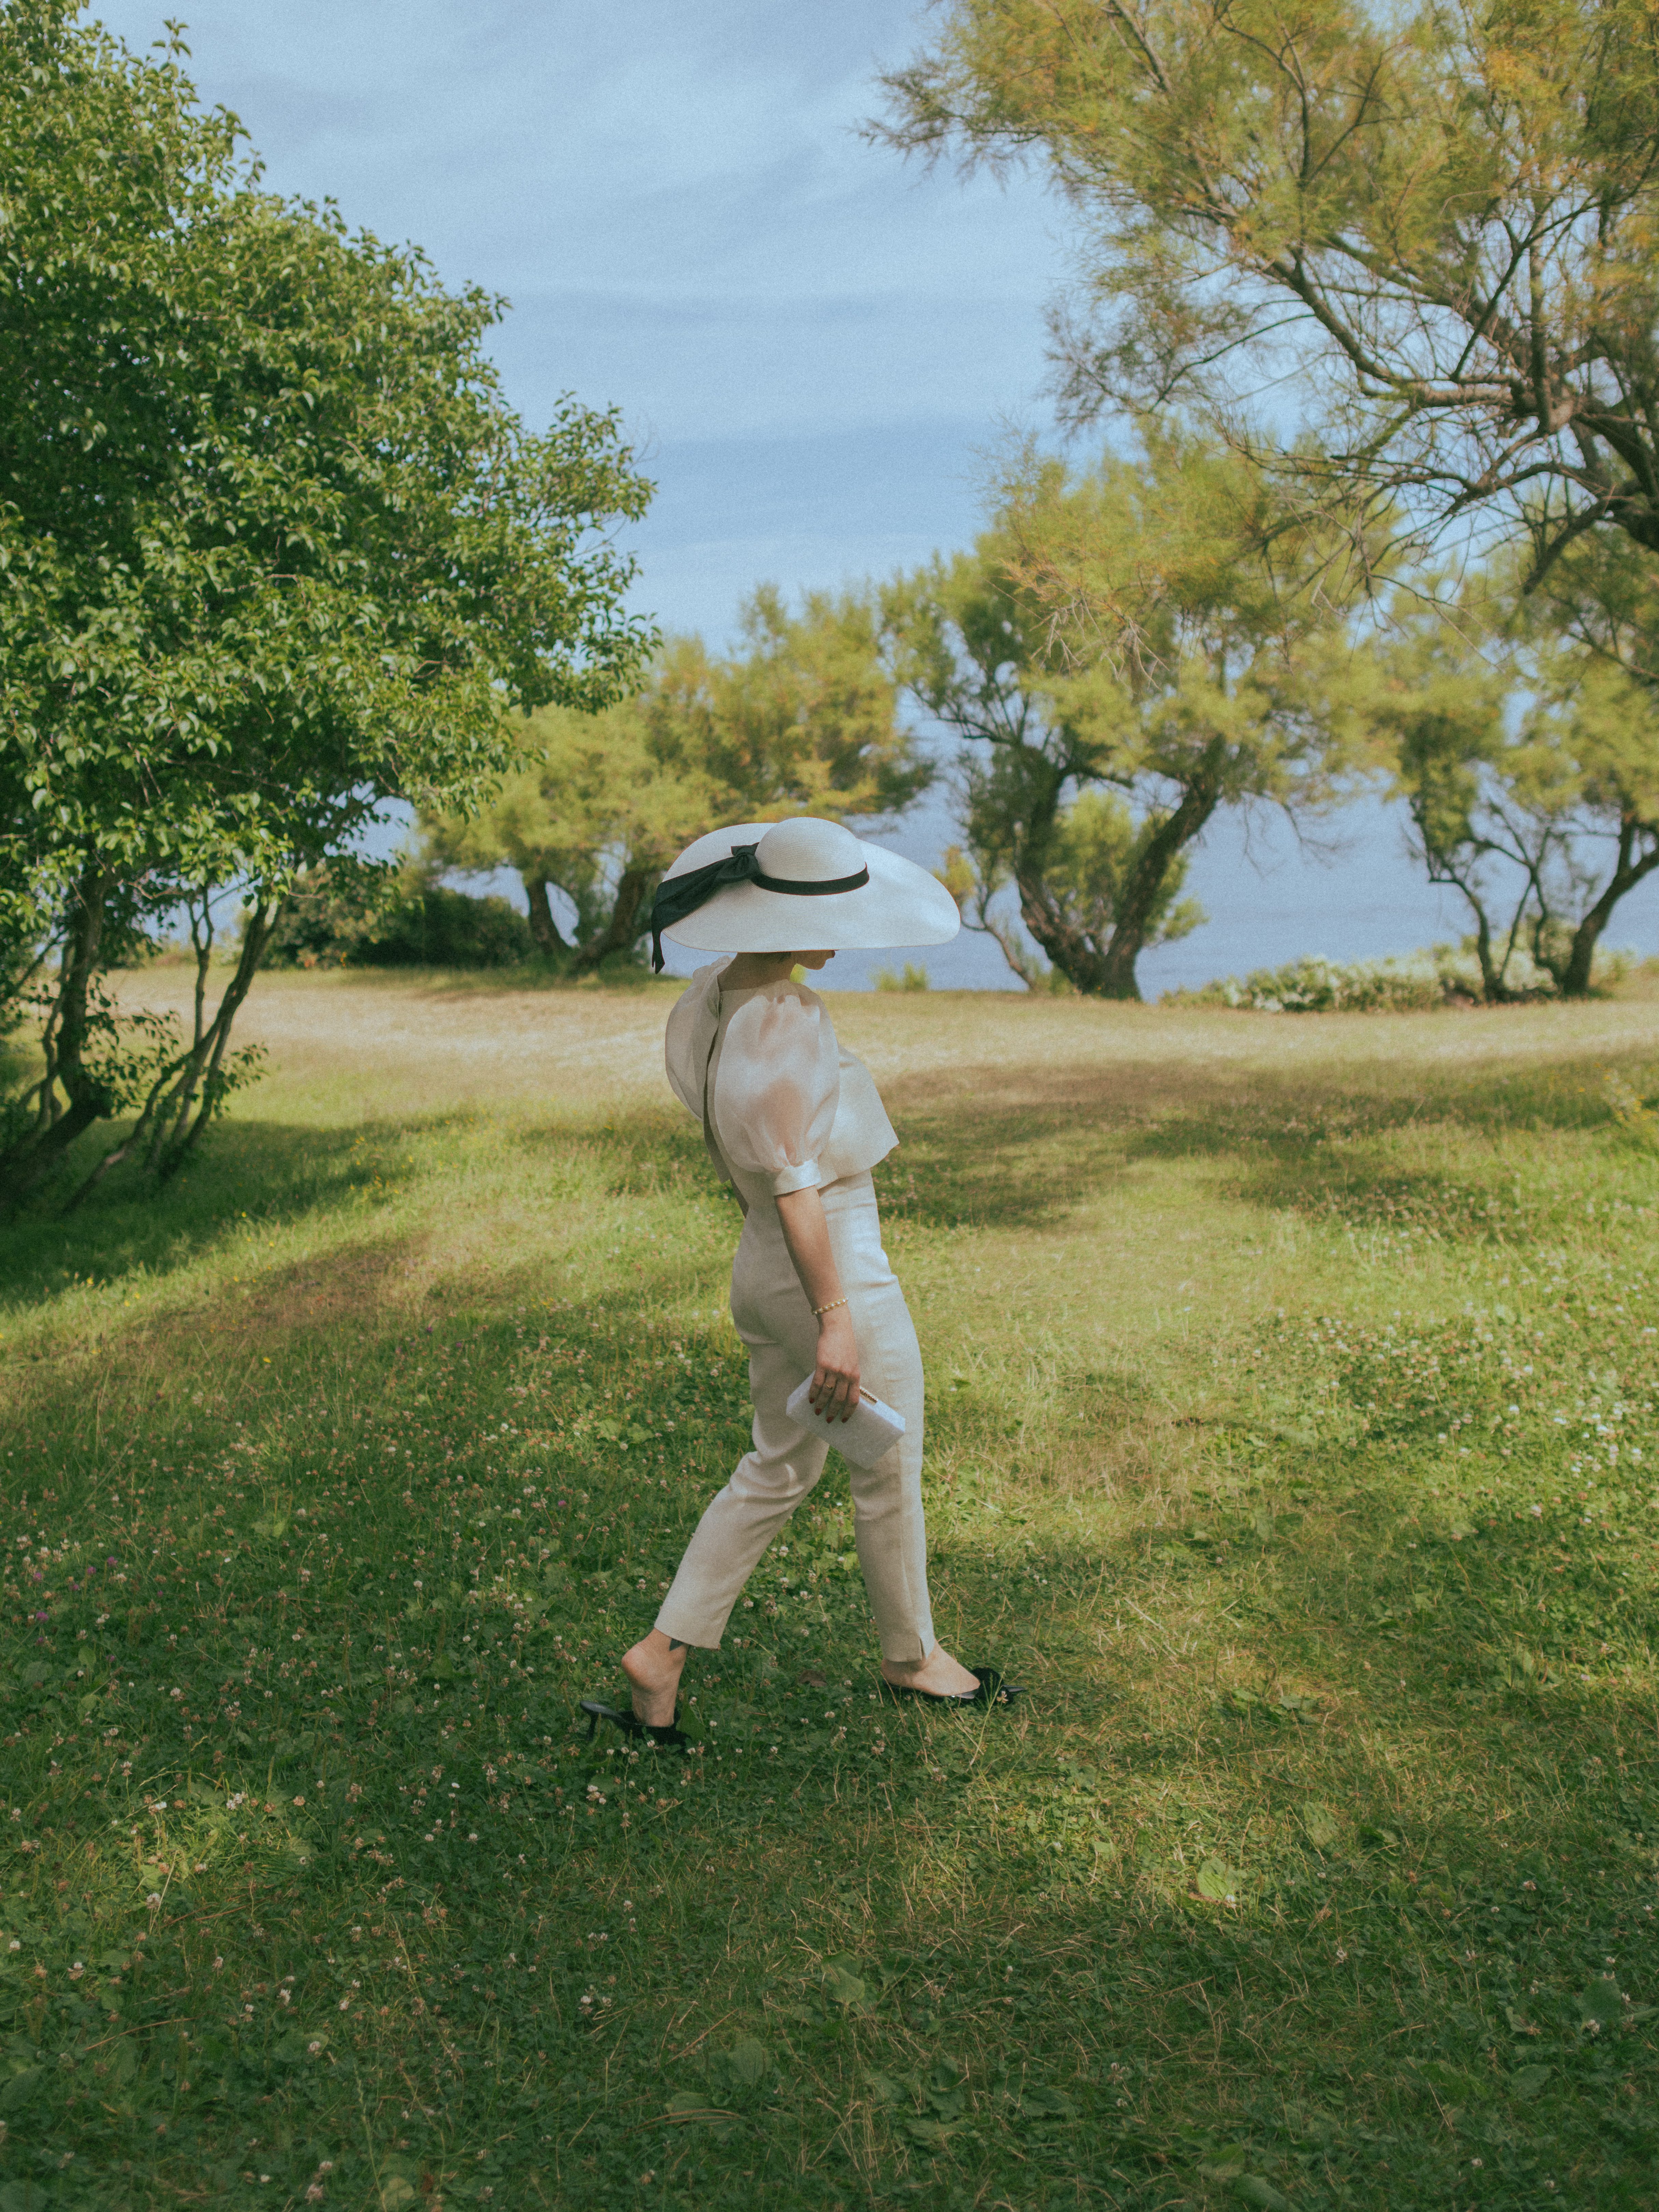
[{"x1": 649, "y1": 841, "x2": 870, "y2": 972}]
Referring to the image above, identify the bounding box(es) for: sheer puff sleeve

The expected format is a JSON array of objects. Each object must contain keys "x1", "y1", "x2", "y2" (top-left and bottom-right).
[{"x1": 713, "y1": 987, "x2": 840, "y2": 1196}]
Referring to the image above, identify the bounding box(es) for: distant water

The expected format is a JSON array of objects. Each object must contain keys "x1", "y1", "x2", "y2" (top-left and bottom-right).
[{"x1": 440, "y1": 789, "x2": 1659, "y2": 998}]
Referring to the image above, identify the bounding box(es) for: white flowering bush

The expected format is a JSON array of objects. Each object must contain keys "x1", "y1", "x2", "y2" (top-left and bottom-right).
[{"x1": 1168, "y1": 941, "x2": 1632, "y2": 1012}]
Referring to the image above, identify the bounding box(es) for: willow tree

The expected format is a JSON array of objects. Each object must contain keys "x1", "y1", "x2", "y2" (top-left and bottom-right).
[
  {"x1": 874, "y1": 0, "x2": 1659, "y2": 572},
  {"x1": 887, "y1": 434, "x2": 1365, "y2": 999},
  {"x1": 0, "y1": 3, "x2": 651, "y2": 1204},
  {"x1": 426, "y1": 587, "x2": 933, "y2": 970}
]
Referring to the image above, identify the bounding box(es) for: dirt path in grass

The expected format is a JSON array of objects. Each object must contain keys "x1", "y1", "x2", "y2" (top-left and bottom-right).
[{"x1": 113, "y1": 964, "x2": 1659, "y2": 1123}]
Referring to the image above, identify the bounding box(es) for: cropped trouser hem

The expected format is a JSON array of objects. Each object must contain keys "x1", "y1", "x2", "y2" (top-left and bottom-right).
[{"x1": 654, "y1": 1171, "x2": 933, "y2": 1664}]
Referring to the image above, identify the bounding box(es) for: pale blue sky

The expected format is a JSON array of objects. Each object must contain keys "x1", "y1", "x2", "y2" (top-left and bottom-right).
[
  {"x1": 92, "y1": 1, "x2": 1659, "y2": 988},
  {"x1": 98, "y1": 0, "x2": 1049, "y2": 641}
]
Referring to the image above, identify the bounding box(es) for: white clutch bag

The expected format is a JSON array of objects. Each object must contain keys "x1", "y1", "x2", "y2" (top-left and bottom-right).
[{"x1": 785, "y1": 1374, "x2": 907, "y2": 1467}]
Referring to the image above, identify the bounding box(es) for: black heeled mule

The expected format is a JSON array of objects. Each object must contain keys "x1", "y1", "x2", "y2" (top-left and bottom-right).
[
  {"x1": 580, "y1": 1697, "x2": 690, "y2": 1750},
  {"x1": 882, "y1": 1665, "x2": 1022, "y2": 1710}
]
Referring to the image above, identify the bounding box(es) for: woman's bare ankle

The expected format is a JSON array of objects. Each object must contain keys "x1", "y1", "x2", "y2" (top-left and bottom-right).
[{"x1": 623, "y1": 1630, "x2": 689, "y2": 1724}]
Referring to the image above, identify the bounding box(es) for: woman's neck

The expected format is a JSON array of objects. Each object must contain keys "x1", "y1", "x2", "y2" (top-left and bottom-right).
[{"x1": 719, "y1": 953, "x2": 799, "y2": 992}]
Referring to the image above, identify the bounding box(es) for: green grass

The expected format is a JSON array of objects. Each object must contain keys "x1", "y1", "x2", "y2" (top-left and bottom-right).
[{"x1": 2, "y1": 971, "x2": 1658, "y2": 2210}]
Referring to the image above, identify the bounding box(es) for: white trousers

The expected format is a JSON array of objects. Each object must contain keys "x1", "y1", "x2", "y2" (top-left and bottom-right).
[{"x1": 655, "y1": 1171, "x2": 934, "y2": 1663}]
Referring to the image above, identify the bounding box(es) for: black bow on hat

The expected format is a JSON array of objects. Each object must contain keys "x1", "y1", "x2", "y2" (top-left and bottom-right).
[{"x1": 648, "y1": 841, "x2": 871, "y2": 972}]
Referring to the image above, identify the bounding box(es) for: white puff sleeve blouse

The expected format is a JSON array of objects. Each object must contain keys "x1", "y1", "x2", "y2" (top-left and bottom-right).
[
  {"x1": 663, "y1": 964, "x2": 898, "y2": 1201},
  {"x1": 715, "y1": 989, "x2": 840, "y2": 1195}
]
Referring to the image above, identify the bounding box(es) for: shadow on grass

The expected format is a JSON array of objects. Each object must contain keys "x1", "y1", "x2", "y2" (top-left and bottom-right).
[
  {"x1": 3, "y1": 1091, "x2": 705, "y2": 1327},
  {"x1": 6, "y1": 1113, "x2": 1658, "y2": 2203},
  {"x1": 0, "y1": 1114, "x2": 459, "y2": 1314},
  {"x1": 255, "y1": 960, "x2": 684, "y2": 1001},
  {"x1": 1229, "y1": 1148, "x2": 1657, "y2": 1245},
  {"x1": 888, "y1": 1033, "x2": 1652, "y2": 1134},
  {"x1": 869, "y1": 1044, "x2": 1657, "y2": 1238}
]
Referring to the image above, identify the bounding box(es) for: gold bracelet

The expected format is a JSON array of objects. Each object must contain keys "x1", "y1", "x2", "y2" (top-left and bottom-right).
[{"x1": 812, "y1": 1296, "x2": 848, "y2": 1318}]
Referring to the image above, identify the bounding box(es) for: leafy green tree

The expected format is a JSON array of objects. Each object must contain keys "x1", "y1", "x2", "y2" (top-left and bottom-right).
[
  {"x1": 424, "y1": 693, "x2": 713, "y2": 973},
  {"x1": 0, "y1": 2, "x2": 651, "y2": 1204},
  {"x1": 425, "y1": 587, "x2": 933, "y2": 970},
  {"x1": 873, "y1": 0, "x2": 1659, "y2": 571},
  {"x1": 938, "y1": 782, "x2": 1202, "y2": 990},
  {"x1": 889, "y1": 434, "x2": 1363, "y2": 998},
  {"x1": 1374, "y1": 572, "x2": 1659, "y2": 999}
]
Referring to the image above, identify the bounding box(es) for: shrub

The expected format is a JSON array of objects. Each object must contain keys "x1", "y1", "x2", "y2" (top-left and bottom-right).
[
  {"x1": 873, "y1": 963, "x2": 931, "y2": 993},
  {"x1": 355, "y1": 887, "x2": 538, "y2": 969},
  {"x1": 1163, "y1": 941, "x2": 1618, "y2": 1012},
  {"x1": 266, "y1": 871, "x2": 539, "y2": 971}
]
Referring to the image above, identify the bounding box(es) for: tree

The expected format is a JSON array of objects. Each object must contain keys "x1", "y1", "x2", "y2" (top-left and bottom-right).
[
  {"x1": 0, "y1": 3, "x2": 652, "y2": 1204},
  {"x1": 1374, "y1": 570, "x2": 1659, "y2": 999},
  {"x1": 425, "y1": 692, "x2": 715, "y2": 974},
  {"x1": 938, "y1": 780, "x2": 1203, "y2": 990},
  {"x1": 888, "y1": 433, "x2": 1364, "y2": 998},
  {"x1": 425, "y1": 586, "x2": 933, "y2": 970},
  {"x1": 874, "y1": 0, "x2": 1659, "y2": 575}
]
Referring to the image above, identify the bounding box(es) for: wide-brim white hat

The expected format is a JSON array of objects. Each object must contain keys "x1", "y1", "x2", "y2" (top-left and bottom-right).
[{"x1": 650, "y1": 817, "x2": 960, "y2": 965}]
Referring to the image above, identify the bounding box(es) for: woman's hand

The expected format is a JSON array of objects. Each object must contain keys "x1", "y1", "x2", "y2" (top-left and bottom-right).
[{"x1": 808, "y1": 1308, "x2": 860, "y2": 1423}]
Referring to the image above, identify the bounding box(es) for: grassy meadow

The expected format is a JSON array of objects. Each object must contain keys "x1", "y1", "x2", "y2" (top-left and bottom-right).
[{"x1": 2, "y1": 964, "x2": 1658, "y2": 2211}]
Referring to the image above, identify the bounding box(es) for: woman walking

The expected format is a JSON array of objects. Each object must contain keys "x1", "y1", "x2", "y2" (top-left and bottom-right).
[{"x1": 582, "y1": 816, "x2": 1019, "y2": 1746}]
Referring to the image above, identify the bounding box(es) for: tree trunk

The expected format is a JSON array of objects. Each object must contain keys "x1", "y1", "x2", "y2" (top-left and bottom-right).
[
  {"x1": 523, "y1": 874, "x2": 567, "y2": 954},
  {"x1": 1557, "y1": 813, "x2": 1659, "y2": 997},
  {"x1": 1016, "y1": 887, "x2": 1111, "y2": 991},
  {"x1": 571, "y1": 866, "x2": 651, "y2": 974},
  {"x1": 1016, "y1": 767, "x2": 1222, "y2": 1001},
  {"x1": 1471, "y1": 901, "x2": 1504, "y2": 1001},
  {"x1": 156, "y1": 899, "x2": 278, "y2": 1179},
  {"x1": 57, "y1": 894, "x2": 282, "y2": 1210},
  {"x1": 1001, "y1": 750, "x2": 1112, "y2": 990},
  {"x1": 1406, "y1": 801, "x2": 1514, "y2": 1003},
  {"x1": 0, "y1": 873, "x2": 112, "y2": 1206},
  {"x1": 1097, "y1": 771, "x2": 1223, "y2": 1000}
]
